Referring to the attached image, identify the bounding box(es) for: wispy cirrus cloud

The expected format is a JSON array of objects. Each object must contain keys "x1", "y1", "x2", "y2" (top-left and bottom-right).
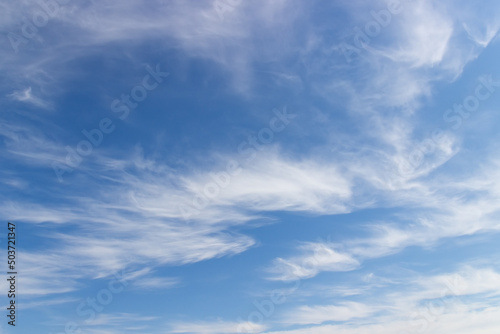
[
  {"x1": 170, "y1": 320, "x2": 267, "y2": 334},
  {"x1": 7, "y1": 86, "x2": 53, "y2": 109},
  {"x1": 267, "y1": 154, "x2": 500, "y2": 281},
  {"x1": 267, "y1": 243, "x2": 359, "y2": 281},
  {"x1": 1, "y1": 0, "x2": 500, "y2": 333},
  {"x1": 262, "y1": 266, "x2": 500, "y2": 334},
  {"x1": 281, "y1": 301, "x2": 375, "y2": 326}
]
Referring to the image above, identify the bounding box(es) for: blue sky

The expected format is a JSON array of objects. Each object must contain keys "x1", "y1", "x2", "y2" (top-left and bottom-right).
[{"x1": 1, "y1": 0, "x2": 500, "y2": 333}]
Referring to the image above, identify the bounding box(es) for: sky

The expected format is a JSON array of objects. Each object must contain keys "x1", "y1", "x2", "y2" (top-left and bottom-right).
[{"x1": 1, "y1": 0, "x2": 500, "y2": 333}]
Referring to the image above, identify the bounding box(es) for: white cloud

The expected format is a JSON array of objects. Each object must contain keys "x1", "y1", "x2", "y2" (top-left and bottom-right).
[
  {"x1": 281, "y1": 302, "x2": 375, "y2": 325},
  {"x1": 8, "y1": 86, "x2": 52, "y2": 109},
  {"x1": 14, "y1": 297, "x2": 78, "y2": 310},
  {"x1": 267, "y1": 154, "x2": 500, "y2": 281},
  {"x1": 418, "y1": 267, "x2": 500, "y2": 299},
  {"x1": 84, "y1": 313, "x2": 156, "y2": 327},
  {"x1": 1, "y1": 3, "x2": 500, "y2": 332},
  {"x1": 0, "y1": 0, "x2": 305, "y2": 97},
  {"x1": 262, "y1": 306, "x2": 500, "y2": 334},
  {"x1": 383, "y1": 0, "x2": 453, "y2": 67},
  {"x1": 170, "y1": 320, "x2": 267, "y2": 334},
  {"x1": 268, "y1": 243, "x2": 359, "y2": 281},
  {"x1": 263, "y1": 267, "x2": 500, "y2": 334},
  {"x1": 130, "y1": 276, "x2": 179, "y2": 290}
]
